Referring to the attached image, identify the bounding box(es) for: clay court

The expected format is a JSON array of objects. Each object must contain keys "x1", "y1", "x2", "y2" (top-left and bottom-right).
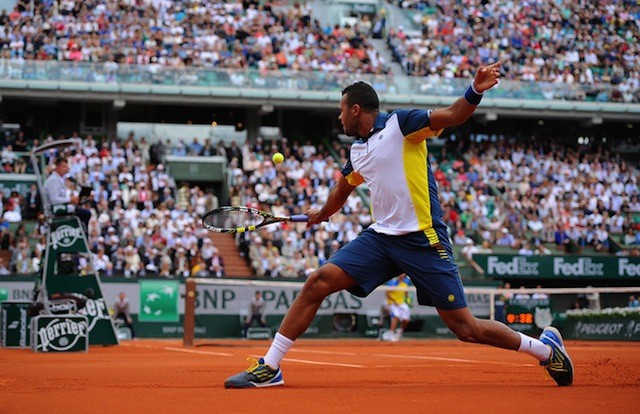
[{"x1": 1, "y1": 339, "x2": 639, "y2": 414}]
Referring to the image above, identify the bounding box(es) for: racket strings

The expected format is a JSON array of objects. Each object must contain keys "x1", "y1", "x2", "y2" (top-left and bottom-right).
[{"x1": 205, "y1": 210, "x2": 265, "y2": 229}]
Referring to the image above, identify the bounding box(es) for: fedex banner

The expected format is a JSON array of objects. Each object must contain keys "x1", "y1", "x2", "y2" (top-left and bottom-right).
[{"x1": 475, "y1": 255, "x2": 640, "y2": 279}]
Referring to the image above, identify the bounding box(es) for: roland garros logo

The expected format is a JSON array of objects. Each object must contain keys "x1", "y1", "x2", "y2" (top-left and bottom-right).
[
  {"x1": 51, "y1": 225, "x2": 83, "y2": 250},
  {"x1": 38, "y1": 318, "x2": 88, "y2": 352}
]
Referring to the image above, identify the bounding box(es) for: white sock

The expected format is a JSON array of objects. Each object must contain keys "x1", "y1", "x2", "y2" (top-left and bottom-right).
[
  {"x1": 517, "y1": 332, "x2": 551, "y2": 362},
  {"x1": 263, "y1": 332, "x2": 294, "y2": 369}
]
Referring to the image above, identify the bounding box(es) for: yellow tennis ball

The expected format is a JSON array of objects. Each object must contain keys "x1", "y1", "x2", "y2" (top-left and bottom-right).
[{"x1": 272, "y1": 152, "x2": 284, "y2": 164}]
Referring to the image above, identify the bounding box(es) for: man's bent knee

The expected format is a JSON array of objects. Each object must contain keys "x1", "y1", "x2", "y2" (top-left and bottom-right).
[
  {"x1": 301, "y1": 265, "x2": 355, "y2": 300},
  {"x1": 301, "y1": 270, "x2": 337, "y2": 300}
]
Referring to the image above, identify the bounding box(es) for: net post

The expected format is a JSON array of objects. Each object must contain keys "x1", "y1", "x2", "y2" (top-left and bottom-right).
[
  {"x1": 489, "y1": 289, "x2": 496, "y2": 321},
  {"x1": 183, "y1": 277, "x2": 196, "y2": 347}
]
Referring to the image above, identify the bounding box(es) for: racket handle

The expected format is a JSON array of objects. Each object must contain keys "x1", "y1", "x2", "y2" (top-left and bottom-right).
[{"x1": 289, "y1": 214, "x2": 309, "y2": 222}]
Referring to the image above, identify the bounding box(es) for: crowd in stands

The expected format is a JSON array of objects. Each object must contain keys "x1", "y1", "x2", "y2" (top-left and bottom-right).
[
  {"x1": 386, "y1": 0, "x2": 640, "y2": 102},
  {"x1": 0, "y1": 127, "x2": 371, "y2": 279},
  {"x1": 2, "y1": 0, "x2": 638, "y2": 101},
  {"x1": 0, "y1": 0, "x2": 638, "y2": 276},
  {"x1": 434, "y1": 137, "x2": 640, "y2": 271},
  {"x1": 0, "y1": 127, "x2": 639, "y2": 278},
  {"x1": 0, "y1": 131, "x2": 229, "y2": 278},
  {"x1": 0, "y1": 0, "x2": 390, "y2": 80}
]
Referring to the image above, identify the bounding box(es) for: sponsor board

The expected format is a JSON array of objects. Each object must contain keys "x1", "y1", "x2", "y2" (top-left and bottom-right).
[
  {"x1": 1, "y1": 301, "x2": 31, "y2": 348},
  {"x1": 1, "y1": 279, "x2": 495, "y2": 339},
  {"x1": 567, "y1": 318, "x2": 640, "y2": 340},
  {"x1": 50, "y1": 224, "x2": 84, "y2": 250},
  {"x1": 191, "y1": 284, "x2": 490, "y2": 317},
  {"x1": 138, "y1": 280, "x2": 180, "y2": 322},
  {"x1": 0, "y1": 280, "x2": 492, "y2": 319},
  {"x1": 246, "y1": 327, "x2": 272, "y2": 340},
  {"x1": 43, "y1": 217, "x2": 119, "y2": 346},
  {"x1": 476, "y1": 255, "x2": 640, "y2": 279},
  {"x1": 31, "y1": 315, "x2": 89, "y2": 352}
]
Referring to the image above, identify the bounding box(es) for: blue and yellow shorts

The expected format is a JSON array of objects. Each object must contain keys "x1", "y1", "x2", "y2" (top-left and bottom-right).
[{"x1": 329, "y1": 228, "x2": 467, "y2": 310}]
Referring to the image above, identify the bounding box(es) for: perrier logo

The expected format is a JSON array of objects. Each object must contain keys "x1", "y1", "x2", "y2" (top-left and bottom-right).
[
  {"x1": 37, "y1": 318, "x2": 88, "y2": 351},
  {"x1": 51, "y1": 224, "x2": 83, "y2": 250}
]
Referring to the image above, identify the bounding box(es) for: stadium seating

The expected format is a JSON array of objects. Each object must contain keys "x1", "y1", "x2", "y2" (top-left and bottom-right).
[
  {"x1": 0, "y1": 0, "x2": 636, "y2": 101},
  {"x1": 0, "y1": 0, "x2": 638, "y2": 280},
  {"x1": 384, "y1": 0, "x2": 640, "y2": 102}
]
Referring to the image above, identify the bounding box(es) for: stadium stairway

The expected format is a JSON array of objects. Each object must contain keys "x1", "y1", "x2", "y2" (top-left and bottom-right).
[{"x1": 208, "y1": 233, "x2": 253, "y2": 278}]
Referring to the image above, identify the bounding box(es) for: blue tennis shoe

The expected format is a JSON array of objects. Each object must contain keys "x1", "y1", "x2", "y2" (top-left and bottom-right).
[
  {"x1": 539, "y1": 326, "x2": 574, "y2": 386},
  {"x1": 224, "y1": 357, "x2": 284, "y2": 388}
]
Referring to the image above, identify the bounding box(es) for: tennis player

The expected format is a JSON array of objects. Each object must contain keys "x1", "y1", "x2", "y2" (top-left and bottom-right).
[
  {"x1": 225, "y1": 62, "x2": 573, "y2": 388},
  {"x1": 381, "y1": 274, "x2": 412, "y2": 342}
]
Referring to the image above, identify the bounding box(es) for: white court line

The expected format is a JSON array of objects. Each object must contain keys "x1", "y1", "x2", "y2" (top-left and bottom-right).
[
  {"x1": 374, "y1": 353, "x2": 480, "y2": 363},
  {"x1": 120, "y1": 342, "x2": 169, "y2": 350},
  {"x1": 289, "y1": 349, "x2": 357, "y2": 356},
  {"x1": 373, "y1": 364, "x2": 454, "y2": 368},
  {"x1": 120, "y1": 342, "x2": 533, "y2": 367},
  {"x1": 279, "y1": 356, "x2": 364, "y2": 368},
  {"x1": 165, "y1": 347, "x2": 234, "y2": 357},
  {"x1": 373, "y1": 353, "x2": 536, "y2": 367},
  {"x1": 120, "y1": 342, "x2": 234, "y2": 357}
]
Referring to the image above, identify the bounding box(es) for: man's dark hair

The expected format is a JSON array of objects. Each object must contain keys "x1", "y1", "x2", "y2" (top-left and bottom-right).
[
  {"x1": 55, "y1": 157, "x2": 68, "y2": 166},
  {"x1": 341, "y1": 81, "x2": 380, "y2": 112}
]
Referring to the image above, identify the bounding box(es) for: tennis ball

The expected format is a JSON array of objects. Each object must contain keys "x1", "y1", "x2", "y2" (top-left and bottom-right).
[{"x1": 272, "y1": 152, "x2": 284, "y2": 164}]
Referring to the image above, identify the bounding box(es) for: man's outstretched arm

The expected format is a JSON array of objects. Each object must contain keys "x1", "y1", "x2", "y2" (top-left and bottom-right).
[
  {"x1": 429, "y1": 61, "x2": 502, "y2": 131},
  {"x1": 306, "y1": 176, "x2": 356, "y2": 227}
]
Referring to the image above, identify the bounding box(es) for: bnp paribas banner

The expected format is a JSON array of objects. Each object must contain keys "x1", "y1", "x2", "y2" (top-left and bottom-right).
[
  {"x1": 42, "y1": 217, "x2": 118, "y2": 346},
  {"x1": 474, "y1": 254, "x2": 640, "y2": 279},
  {"x1": 189, "y1": 284, "x2": 491, "y2": 318}
]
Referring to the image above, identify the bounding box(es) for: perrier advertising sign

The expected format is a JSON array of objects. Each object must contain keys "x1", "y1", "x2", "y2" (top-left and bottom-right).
[{"x1": 43, "y1": 217, "x2": 118, "y2": 346}]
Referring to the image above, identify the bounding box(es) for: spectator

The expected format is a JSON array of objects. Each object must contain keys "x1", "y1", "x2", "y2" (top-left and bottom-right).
[
  {"x1": 42, "y1": 157, "x2": 91, "y2": 229},
  {"x1": 112, "y1": 292, "x2": 136, "y2": 339},
  {"x1": 534, "y1": 243, "x2": 552, "y2": 255},
  {"x1": 0, "y1": 257, "x2": 10, "y2": 275},
  {"x1": 518, "y1": 241, "x2": 534, "y2": 256},
  {"x1": 2, "y1": 202, "x2": 21, "y2": 222},
  {"x1": 24, "y1": 183, "x2": 42, "y2": 220},
  {"x1": 496, "y1": 228, "x2": 516, "y2": 248},
  {"x1": 242, "y1": 291, "x2": 267, "y2": 338}
]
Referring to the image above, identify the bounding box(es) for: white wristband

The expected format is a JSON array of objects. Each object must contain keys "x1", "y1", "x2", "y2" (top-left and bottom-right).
[{"x1": 470, "y1": 82, "x2": 484, "y2": 95}]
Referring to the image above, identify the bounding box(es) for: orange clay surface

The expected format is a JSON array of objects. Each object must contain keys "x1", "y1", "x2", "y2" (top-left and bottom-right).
[{"x1": 1, "y1": 338, "x2": 639, "y2": 414}]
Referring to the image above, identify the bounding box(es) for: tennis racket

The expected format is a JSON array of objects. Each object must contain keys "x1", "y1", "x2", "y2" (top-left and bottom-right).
[{"x1": 202, "y1": 206, "x2": 309, "y2": 233}]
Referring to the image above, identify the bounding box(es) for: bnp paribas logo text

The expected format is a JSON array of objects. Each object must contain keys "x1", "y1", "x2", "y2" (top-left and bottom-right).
[
  {"x1": 487, "y1": 257, "x2": 539, "y2": 276},
  {"x1": 38, "y1": 318, "x2": 88, "y2": 351},
  {"x1": 51, "y1": 225, "x2": 83, "y2": 250}
]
